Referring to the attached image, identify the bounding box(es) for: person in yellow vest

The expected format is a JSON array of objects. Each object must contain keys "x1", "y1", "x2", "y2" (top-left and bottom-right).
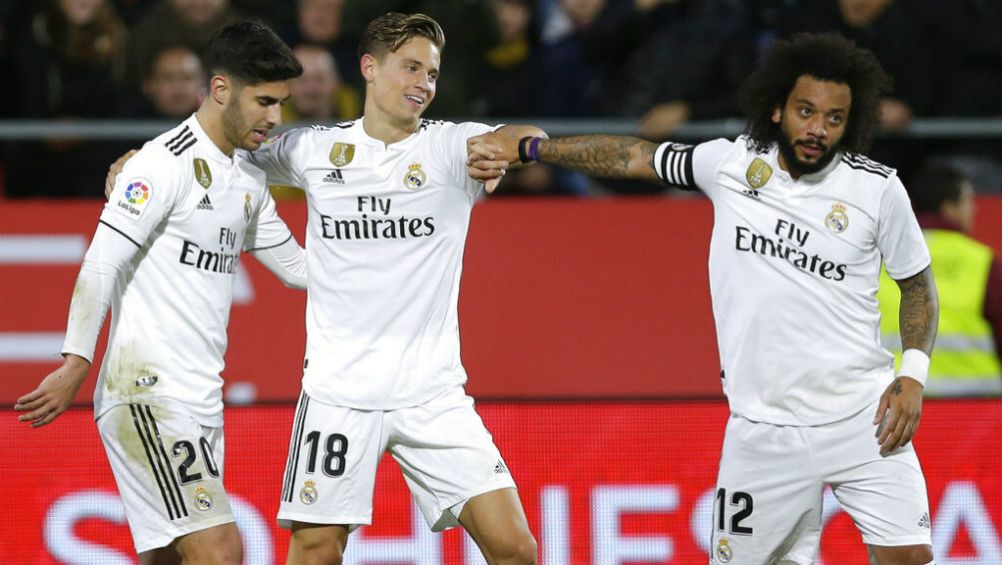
[{"x1": 878, "y1": 165, "x2": 1002, "y2": 395}]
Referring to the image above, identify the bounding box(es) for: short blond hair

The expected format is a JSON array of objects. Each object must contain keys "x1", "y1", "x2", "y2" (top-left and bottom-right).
[{"x1": 357, "y1": 12, "x2": 445, "y2": 61}]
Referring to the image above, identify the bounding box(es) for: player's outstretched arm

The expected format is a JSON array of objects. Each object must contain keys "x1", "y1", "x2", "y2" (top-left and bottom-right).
[
  {"x1": 15, "y1": 354, "x2": 90, "y2": 427},
  {"x1": 534, "y1": 136, "x2": 662, "y2": 182},
  {"x1": 874, "y1": 266, "x2": 938, "y2": 453}
]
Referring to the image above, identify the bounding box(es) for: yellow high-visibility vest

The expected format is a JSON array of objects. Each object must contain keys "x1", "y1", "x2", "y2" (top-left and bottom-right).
[{"x1": 878, "y1": 229, "x2": 1002, "y2": 396}]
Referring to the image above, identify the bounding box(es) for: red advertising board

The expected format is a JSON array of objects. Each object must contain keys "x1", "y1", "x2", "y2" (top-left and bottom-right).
[
  {"x1": 4, "y1": 196, "x2": 1002, "y2": 405},
  {"x1": 2, "y1": 400, "x2": 1000, "y2": 564}
]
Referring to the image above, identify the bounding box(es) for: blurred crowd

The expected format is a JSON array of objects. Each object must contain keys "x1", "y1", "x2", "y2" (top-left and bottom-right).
[{"x1": 1, "y1": 0, "x2": 1002, "y2": 197}]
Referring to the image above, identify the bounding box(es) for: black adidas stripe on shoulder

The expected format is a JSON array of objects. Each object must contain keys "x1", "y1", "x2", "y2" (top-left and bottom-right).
[
  {"x1": 842, "y1": 152, "x2": 892, "y2": 178},
  {"x1": 419, "y1": 118, "x2": 447, "y2": 130},
  {"x1": 653, "y1": 142, "x2": 696, "y2": 189},
  {"x1": 164, "y1": 125, "x2": 197, "y2": 156}
]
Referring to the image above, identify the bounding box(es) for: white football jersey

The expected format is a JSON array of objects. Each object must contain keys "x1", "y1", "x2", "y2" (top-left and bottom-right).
[
  {"x1": 72, "y1": 115, "x2": 294, "y2": 426},
  {"x1": 654, "y1": 137, "x2": 930, "y2": 425},
  {"x1": 247, "y1": 119, "x2": 493, "y2": 409}
]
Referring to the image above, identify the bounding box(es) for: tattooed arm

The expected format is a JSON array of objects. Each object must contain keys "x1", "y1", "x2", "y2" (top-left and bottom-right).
[
  {"x1": 874, "y1": 266, "x2": 939, "y2": 453},
  {"x1": 536, "y1": 136, "x2": 662, "y2": 182},
  {"x1": 466, "y1": 134, "x2": 664, "y2": 188}
]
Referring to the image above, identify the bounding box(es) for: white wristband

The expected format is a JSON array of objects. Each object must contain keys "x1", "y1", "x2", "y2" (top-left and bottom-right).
[{"x1": 898, "y1": 349, "x2": 930, "y2": 387}]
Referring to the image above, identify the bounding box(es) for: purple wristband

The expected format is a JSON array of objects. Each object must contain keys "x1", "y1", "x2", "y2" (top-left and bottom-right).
[{"x1": 527, "y1": 137, "x2": 542, "y2": 161}]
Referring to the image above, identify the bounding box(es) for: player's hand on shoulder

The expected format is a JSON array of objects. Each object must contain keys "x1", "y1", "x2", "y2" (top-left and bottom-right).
[
  {"x1": 105, "y1": 149, "x2": 139, "y2": 199},
  {"x1": 873, "y1": 376, "x2": 924, "y2": 455},
  {"x1": 14, "y1": 354, "x2": 91, "y2": 428}
]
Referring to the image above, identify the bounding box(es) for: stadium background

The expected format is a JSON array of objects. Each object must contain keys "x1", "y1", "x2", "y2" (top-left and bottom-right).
[{"x1": 3, "y1": 0, "x2": 1002, "y2": 563}]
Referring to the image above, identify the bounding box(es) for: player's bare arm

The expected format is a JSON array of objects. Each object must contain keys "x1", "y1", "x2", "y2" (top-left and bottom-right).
[
  {"x1": 875, "y1": 266, "x2": 938, "y2": 453},
  {"x1": 14, "y1": 354, "x2": 90, "y2": 427},
  {"x1": 537, "y1": 136, "x2": 661, "y2": 182}
]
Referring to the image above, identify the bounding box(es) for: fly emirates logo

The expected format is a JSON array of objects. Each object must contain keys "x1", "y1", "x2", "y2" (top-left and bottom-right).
[
  {"x1": 320, "y1": 195, "x2": 436, "y2": 240},
  {"x1": 734, "y1": 218, "x2": 848, "y2": 281}
]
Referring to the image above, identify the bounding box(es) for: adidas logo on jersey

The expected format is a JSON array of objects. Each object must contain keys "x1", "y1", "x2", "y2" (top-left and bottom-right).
[
  {"x1": 323, "y1": 169, "x2": 345, "y2": 184},
  {"x1": 494, "y1": 460, "x2": 509, "y2": 474},
  {"x1": 918, "y1": 512, "x2": 930, "y2": 529},
  {"x1": 197, "y1": 194, "x2": 213, "y2": 210}
]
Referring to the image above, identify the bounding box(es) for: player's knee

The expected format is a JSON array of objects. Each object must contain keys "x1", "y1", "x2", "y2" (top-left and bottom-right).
[
  {"x1": 289, "y1": 536, "x2": 345, "y2": 565},
  {"x1": 175, "y1": 525, "x2": 243, "y2": 565},
  {"x1": 869, "y1": 543, "x2": 933, "y2": 565},
  {"x1": 491, "y1": 532, "x2": 537, "y2": 565}
]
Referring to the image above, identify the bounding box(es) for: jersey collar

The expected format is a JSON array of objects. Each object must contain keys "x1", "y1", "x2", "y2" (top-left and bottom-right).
[{"x1": 186, "y1": 114, "x2": 235, "y2": 164}]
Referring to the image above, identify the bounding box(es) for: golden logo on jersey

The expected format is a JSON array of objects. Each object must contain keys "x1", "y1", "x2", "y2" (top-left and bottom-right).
[
  {"x1": 715, "y1": 538, "x2": 734, "y2": 563},
  {"x1": 403, "y1": 163, "x2": 427, "y2": 191},
  {"x1": 244, "y1": 194, "x2": 252, "y2": 222},
  {"x1": 329, "y1": 143, "x2": 355, "y2": 167},
  {"x1": 825, "y1": 202, "x2": 849, "y2": 233},
  {"x1": 194, "y1": 487, "x2": 213, "y2": 511},
  {"x1": 745, "y1": 158, "x2": 773, "y2": 189},
  {"x1": 300, "y1": 480, "x2": 318, "y2": 505},
  {"x1": 193, "y1": 158, "x2": 212, "y2": 189}
]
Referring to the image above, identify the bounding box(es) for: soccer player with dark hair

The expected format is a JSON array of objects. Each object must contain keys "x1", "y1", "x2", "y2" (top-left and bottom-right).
[
  {"x1": 470, "y1": 32, "x2": 939, "y2": 565},
  {"x1": 15, "y1": 21, "x2": 305, "y2": 564}
]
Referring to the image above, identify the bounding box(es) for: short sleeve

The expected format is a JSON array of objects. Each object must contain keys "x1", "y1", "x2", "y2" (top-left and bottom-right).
[
  {"x1": 878, "y1": 176, "x2": 931, "y2": 279},
  {"x1": 244, "y1": 188, "x2": 294, "y2": 252},
  {"x1": 437, "y1": 121, "x2": 496, "y2": 197},
  {"x1": 653, "y1": 138, "x2": 732, "y2": 194},
  {"x1": 246, "y1": 127, "x2": 311, "y2": 188},
  {"x1": 100, "y1": 145, "x2": 183, "y2": 248}
]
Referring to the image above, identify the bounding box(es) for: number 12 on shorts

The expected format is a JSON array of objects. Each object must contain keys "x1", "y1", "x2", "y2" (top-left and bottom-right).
[{"x1": 715, "y1": 488, "x2": 754, "y2": 535}]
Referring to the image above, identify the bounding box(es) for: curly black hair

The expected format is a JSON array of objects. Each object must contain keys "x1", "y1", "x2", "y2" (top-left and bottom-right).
[{"x1": 737, "y1": 32, "x2": 892, "y2": 154}]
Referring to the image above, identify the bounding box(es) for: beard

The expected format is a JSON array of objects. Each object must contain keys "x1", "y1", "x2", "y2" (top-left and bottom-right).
[
  {"x1": 776, "y1": 129, "x2": 840, "y2": 177},
  {"x1": 221, "y1": 97, "x2": 247, "y2": 151}
]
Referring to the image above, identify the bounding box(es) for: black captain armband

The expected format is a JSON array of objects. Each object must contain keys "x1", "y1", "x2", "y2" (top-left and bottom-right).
[{"x1": 518, "y1": 136, "x2": 543, "y2": 163}]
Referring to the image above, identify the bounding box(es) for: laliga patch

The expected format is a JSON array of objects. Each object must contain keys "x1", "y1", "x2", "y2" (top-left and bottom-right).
[{"x1": 114, "y1": 178, "x2": 153, "y2": 220}]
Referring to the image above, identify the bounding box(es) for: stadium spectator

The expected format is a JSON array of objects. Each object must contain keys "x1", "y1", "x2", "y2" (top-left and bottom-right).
[
  {"x1": 910, "y1": 0, "x2": 1002, "y2": 193},
  {"x1": 126, "y1": 0, "x2": 242, "y2": 91},
  {"x1": 5, "y1": 0, "x2": 127, "y2": 197},
  {"x1": 879, "y1": 165, "x2": 1002, "y2": 395},
  {"x1": 283, "y1": 44, "x2": 360, "y2": 123},
  {"x1": 15, "y1": 20, "x2": 306, "y2": 563},
  {"x1": 122, "y1": 44, "x2": 206, "y2": 118},
  {"x1": 279, "y1": 0, "x2": 360, "y2": 89},
  {"x1": 470, "y1": 32, "x2": 939, "y2": 564},
  {"x1": 625, "y1": 0, "x2": 753, "y2": 141}
]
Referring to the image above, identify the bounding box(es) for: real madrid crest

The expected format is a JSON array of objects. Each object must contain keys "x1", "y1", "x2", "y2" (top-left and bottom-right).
[
  {"x1": 193, "y1": 158, "x2": 212, "y2": 189},
  {"x1": 194, "y1": 486, "x2": 213, "y2": 511},
  {"x1": 244, "y1": 194, "x2": 253, "y2": 222},
  {"x1": 715, "y1": 538, "x2": 734, "y2": 563},
  {"x1": 745, "y1": 158, "x2": 773, "y2": 190},
  {"x1": 300, "y1": 480, "x2": 318, "y2": 505},
  {"x1": 403, "y1": 163, "x2": 427, "y2": 191},
  {"x1": 329, "y1": 142, "x2": 355, "y2": 167},
  {"x1": 825, "y1": 202, "x2": 849, "y2": 233}
]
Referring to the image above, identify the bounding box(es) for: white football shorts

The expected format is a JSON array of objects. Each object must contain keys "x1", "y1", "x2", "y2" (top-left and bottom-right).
[
  {"x1": 96, "y1": 401, "x2": 234, "y2": 553},
  {"x1": 278, "y1": 386, "x2": 517, "y2": 532},
  {"x1": 710, "y1": 401, "x2": 932, "y2": 564}
]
